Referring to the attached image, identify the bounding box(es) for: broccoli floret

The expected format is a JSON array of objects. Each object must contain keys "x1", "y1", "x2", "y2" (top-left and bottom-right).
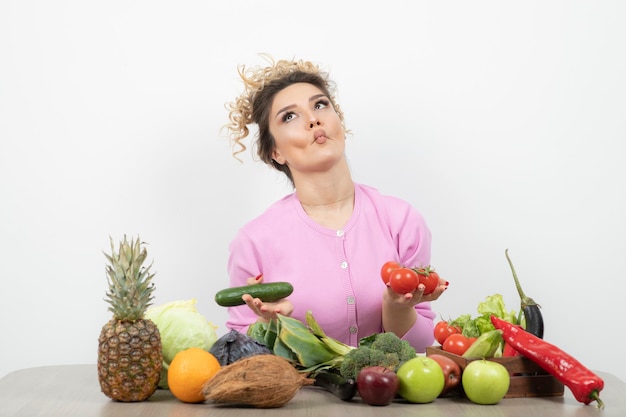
[
  {"x1": 338, "y1": 333, "x2": 417, "y2": 379},
  {"x1": 370, "y1": 332, "x2": 405, "y2": 354},
  {"x1": 369, "y1": 332, "x2": 417, "y2": 362},
  {"x1": 398, "y1": 341, "x2": 417, "y2": 363},
  {"x1": 340, "y1": 346, "x2": 384, "y2": 379}
]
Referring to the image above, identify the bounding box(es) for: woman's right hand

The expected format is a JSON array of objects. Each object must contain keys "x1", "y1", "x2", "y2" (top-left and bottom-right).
[{"x1": 241, "y1": 274, "x2": 294, "y2": 323}]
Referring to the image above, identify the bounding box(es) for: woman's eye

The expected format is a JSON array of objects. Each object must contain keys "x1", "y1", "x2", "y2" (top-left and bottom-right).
[
  {"x1": 281, "y1": 112, "x2": 295, "y2": 123},
  {"x1": 315, "y1": 99, "x2": 330, "y2": 110}
]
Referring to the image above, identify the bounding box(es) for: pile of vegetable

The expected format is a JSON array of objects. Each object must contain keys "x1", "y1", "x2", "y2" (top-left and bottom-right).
[
  {"x1": 436, "y1": 293, "x2": 512, "y2": 358},
  {"x1": 245, "y1": 310, "x2": 420, "y2": 402},
  {"x1": 436, "y1": 250, "x2": 545, "y2": 358},
  {"x1": 429, "y1": 250, "x2": 605, "y2": 408}
]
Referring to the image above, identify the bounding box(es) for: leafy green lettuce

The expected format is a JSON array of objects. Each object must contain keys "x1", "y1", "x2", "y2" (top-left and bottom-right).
[{"x1": 451, "y1": 294, "x2": 518, "y2": 338}]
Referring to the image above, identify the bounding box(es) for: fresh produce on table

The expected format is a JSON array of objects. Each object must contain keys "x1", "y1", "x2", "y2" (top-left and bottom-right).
[
  {"x1": 202, "y1": 354, "x2": 314, "y2": 408},
  {"x1": 461, "y1": 329, "x2": 503, "y2": 358},
  {"x1": 339, "y1": 332, "x2": 416, "y2": 379},
  {"x1": 214, "y1": 281, "x2": 294, "y2": 306},
  {"x1": 248, "y1": 311, "x2": 353, "y2": 371},
  {"x1": 145, "y1": 299, "x2": 218, "y2": 388},
  {"x1": 356, "y1": 366, "x2": 399, "y2": 406},
  {"x1": 380, "y1": 261, "x2": 444, "y2": 295},
  {"x1": 397, "y1": 356, "x2": 445, "y2": 403},
  {"x1": 97, "y1": 236, "x2": 162, "y2": 402},
  {"x1": 455, "y1": 293, "x2": 518, "y2": 337},
  {"x1": 433, "y1": 250, "x2": 544, "y2": 359},
  {"x1": 427, "y1": 354, "x2": 461, "y2": 396},
  {"x1": 246, "y1": 310, "x2": 417, "y2": 404},
  {"x1": 491, "y1": 315, "x2": 605, "y2": 409},
  {"x1": 209, "y1": 329, "x2": 272, "y2": 366},
  {"x1": 505, "y1": 249, "x2": 544, "y2": 338},
  {"x1": 433, "y1": 320, "x2": 461, "y2": 345},
  {"x1": 442, "y1": 333, "x2": 476, "y2": 356},
  {"x1": 436, "y1": 293, "x2": 518, "y2": 358},
  {"x1": 461, "y1": 360, "x2": 510, "y2": 405},
  {"x1": 167, "y1": 347, "x2": 221, "y2": 403}
]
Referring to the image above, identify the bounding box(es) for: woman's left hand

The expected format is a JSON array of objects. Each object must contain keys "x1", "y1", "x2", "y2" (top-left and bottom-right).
[
  {"x1": 241, "y1": 274, "x2": 294, "y2": 322},
  {"x1": 384, "y1": 277, "x2": 449, "y2": 306}
]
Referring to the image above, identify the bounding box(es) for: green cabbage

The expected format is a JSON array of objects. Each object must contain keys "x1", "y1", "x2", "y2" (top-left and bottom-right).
[{"x1": 145, "y1": 298, "x2": 218, "y2": 388}]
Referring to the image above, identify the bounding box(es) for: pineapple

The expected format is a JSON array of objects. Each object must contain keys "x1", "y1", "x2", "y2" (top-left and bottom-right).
[{"x1": 97, "y1": 235, "x2": 163, "y2": 402}]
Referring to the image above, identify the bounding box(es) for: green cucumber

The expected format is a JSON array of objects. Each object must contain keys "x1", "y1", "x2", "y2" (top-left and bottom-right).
[{"x1": 214, "y1": 282, "x2": 294, "y2": 307}]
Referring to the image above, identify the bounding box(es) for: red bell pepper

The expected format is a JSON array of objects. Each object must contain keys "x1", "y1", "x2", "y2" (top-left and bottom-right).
[{"x1": 491, "y1": 315, "x2": 604, "y2": 409}]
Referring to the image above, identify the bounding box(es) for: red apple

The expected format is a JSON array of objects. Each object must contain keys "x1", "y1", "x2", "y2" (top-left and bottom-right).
[
  {"x1": 356, "y1": 366, "x2": 399, "y2": 406},
  {"x1": 428, "y1": 354, "x2": 461, "y2": 396}
]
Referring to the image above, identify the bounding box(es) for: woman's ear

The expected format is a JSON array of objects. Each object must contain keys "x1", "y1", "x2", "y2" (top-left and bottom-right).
[{"x1": 272, "y1": 148, "x2": 285, "y2": 165}]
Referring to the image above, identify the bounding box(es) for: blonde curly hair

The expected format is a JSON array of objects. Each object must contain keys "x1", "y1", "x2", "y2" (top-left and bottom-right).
[{"x1": 224, "y1": 55, "x2": 345, "y2": 185}]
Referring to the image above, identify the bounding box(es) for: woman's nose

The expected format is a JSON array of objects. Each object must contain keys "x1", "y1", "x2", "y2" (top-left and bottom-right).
[{"x1": 308, "y1": 120, "x2": 321, "y2": 129}]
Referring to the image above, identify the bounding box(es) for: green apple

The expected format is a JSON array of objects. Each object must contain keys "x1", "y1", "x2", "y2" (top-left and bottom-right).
[
  {"x1": 462, "y1": 360, "x2": 511, "y2": 405},
  {"x1": 396, "y1": 356, "x2": 445, "y2": 403}
]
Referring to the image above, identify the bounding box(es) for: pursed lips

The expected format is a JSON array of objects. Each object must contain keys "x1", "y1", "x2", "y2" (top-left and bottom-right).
[{"x1": 313, "y1": 129, "x2": 328, "y2": 143}]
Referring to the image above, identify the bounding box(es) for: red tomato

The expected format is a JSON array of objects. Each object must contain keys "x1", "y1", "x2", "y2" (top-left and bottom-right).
[
  {"x1": 434, "y1": 321, "x2": 461, "y2": 345},
  {"x1": 380, "y1": 261, "x2": 401, "y2": 285},
  {"x1": 418, "y1": 269, "x2": 440, "y2": 295},
  {"x1": 442, "y1": 333, "x2": 473, "y2": 356},
  {"x1": 388, "y1": 267, "x2": 419, "y2": 294},
  {"x1": 413, "y1": 266, "x2": 442, "y2": 295}
]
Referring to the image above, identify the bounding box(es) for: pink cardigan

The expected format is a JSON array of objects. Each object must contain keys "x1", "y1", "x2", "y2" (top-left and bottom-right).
[{"x1": 225, "y1": 183, "x2": 435, "y2": 352}]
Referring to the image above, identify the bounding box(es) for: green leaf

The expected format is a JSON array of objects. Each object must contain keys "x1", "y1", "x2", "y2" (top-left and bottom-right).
[{"x1": 305, "y1": 311, "x2": 353, "y2": 356}]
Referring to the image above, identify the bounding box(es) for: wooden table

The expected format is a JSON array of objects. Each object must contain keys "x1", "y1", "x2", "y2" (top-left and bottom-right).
[{"x1": 1, "y1": 364, "x2": 624, "y2": 417}]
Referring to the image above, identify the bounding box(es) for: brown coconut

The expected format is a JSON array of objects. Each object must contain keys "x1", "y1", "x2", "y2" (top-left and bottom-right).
[{"x1": 202, "y1": 354, "x2": 314, "y2": 408}]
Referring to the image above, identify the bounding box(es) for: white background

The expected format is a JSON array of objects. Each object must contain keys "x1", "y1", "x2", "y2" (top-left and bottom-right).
[{"x1": 1, "y1": 1, "x2": 624, "y2": 383}]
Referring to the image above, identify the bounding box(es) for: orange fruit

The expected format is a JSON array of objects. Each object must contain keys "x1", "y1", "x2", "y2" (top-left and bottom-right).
[{"x1": 167, "y1": 347, "x2": 221, "y2": 403}]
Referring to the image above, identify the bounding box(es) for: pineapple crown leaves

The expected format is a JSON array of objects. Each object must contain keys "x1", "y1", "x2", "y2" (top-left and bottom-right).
[{"x1": 103, "y1": 235, "x2": 156, "y2": 321}]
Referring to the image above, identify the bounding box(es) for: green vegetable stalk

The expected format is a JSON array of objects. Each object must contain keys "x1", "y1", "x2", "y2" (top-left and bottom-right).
[
  {"x1": 462, "y1": 329, "x2": 503, "y2": 358},
  {"x1": 248, "y1": 311, "x2": 416, "y2": 378},
  {"x1": 248, "y1": 311, "x2": 354, "y2": 375}
]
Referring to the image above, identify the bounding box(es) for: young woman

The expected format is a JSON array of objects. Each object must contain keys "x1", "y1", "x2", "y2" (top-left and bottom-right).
[{"x1": 223, "y1": 56, "x2": 447, "y2": 352}]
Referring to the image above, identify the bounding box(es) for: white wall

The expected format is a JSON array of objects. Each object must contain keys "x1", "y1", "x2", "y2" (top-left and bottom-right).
[{"x1": 1, "y1": 1, "x2": 624, "y2": 383}]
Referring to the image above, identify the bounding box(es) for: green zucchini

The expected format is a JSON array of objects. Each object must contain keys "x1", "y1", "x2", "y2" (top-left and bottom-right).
[
  {"x1": 313, "y1": 370, "x2": 357, "y2": 401},
  {"x1": 214, "y1": 282, "x2": 294, "y2": 307}
]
